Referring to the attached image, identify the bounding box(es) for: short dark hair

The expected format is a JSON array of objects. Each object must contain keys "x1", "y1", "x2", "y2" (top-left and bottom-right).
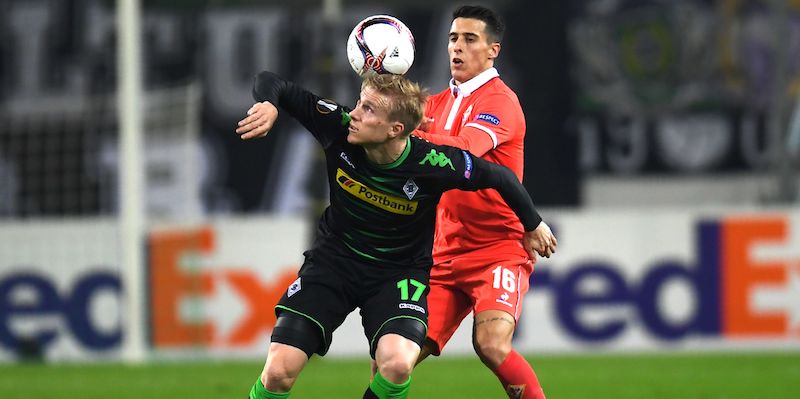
[{"x1": 452, "y1": 5, "x2": 505, "y2": 43}]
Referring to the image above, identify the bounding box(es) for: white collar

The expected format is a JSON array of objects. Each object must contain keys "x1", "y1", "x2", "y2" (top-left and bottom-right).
[{"x1": 449, "y1": 67, "x2": 499, "y2": 97}]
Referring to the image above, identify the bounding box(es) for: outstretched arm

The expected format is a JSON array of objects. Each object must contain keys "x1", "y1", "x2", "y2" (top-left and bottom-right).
[
  {"x1": 233, "y1": 71, "x2": 349, "y2": 147},
  {"x1": 235, "y1": 71, "x2": 291, "y2": 139}
]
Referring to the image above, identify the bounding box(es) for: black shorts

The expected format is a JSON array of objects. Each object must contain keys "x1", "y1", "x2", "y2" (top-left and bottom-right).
[{"x1": 274, "y1": 250, "x2": 429, "y2": 357}]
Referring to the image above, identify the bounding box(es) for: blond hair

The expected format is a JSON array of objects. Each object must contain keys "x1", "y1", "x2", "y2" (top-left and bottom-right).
[{"x1": 362, "y1": 74, "x2": 428, "y2": 135}]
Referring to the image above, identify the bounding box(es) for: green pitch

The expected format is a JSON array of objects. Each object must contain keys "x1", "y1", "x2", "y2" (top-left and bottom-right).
[{"x1": 1, "y1": 352, "x2": 798, "y2": 398}]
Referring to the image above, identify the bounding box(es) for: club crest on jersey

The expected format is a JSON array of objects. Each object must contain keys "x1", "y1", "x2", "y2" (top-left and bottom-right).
[
  {"x1": 316, "y1": 99, "x2": 337, "y2": 114},
  {"x1": 287, "y1": 277, "x2": 302, "y2": 297},
  {"x1": 461, "y1": 104, "x2": 473, "y2": 126},
  {"x1": 476, "y1": 113, "x2": 500, "y2": 125},
  {"x1": 403, "y1": 178, "x2": 419, "y2": 199}
]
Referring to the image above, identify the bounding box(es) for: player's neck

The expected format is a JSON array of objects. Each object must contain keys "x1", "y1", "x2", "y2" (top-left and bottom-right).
[
  {"x1": 454, "y1": 66, "x2": 494, "y2": 86},
  {"x1": 363, "y1": 136, "x2": 408, "y2": 166}
]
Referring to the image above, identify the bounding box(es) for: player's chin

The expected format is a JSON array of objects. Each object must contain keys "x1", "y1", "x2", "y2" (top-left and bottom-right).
[
  {"x1": 346, "y1": 132, "x2": 360, "y2": 145},
  {"x1": 450, "y1": 68, "x2": 468, "y2": 82}
]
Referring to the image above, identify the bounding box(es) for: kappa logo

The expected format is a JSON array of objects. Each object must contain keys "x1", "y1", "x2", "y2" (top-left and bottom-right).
[
  {"x1": 287, "y1": 277, "x2": 302, "y2": 297},
  {"x1": 419, "y1": 149, "x2": 455, "y2": 170}
]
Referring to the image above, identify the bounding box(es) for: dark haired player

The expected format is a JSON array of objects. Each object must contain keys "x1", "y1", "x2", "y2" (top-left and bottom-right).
[{"x1": 412, "y1": 5, "x2": 555, "y2": 399}]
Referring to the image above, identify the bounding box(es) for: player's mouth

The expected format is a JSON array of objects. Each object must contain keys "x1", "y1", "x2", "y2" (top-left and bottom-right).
[{"x1": 451, "y1": 57, "x2": 464, "y2": 67}]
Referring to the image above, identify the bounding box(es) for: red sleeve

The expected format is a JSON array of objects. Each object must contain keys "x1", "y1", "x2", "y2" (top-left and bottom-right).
[
  {"x1": 412, "y1": 129, "x2": 494, "y2": 157},
  {"x1": 414, "y1": 90, "x2": 523, "y2": 157},
  {"x1": 413, "y1": 91, "x2": 495, "y2": 153},
  {"x1": 461, "y1": 91, "x2": 523, "y2": 153}
]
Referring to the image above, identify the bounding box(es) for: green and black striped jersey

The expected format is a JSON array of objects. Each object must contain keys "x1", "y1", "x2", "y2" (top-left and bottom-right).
[{"x1": 253, "y1": 71, "x2": 540, "y2": 270}]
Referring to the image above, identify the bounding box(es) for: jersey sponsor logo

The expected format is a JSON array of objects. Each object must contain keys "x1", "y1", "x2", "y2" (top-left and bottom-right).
[
  {"x1": 419, "y1": 149, "x2": 455, "y2": 170},
  {"x1": 399, "y1": 303, "x2": 426, "y2": 314},
  {"x1": 287, "y1": 277, "x2": 301, "y2": 297},
  {"x1": 340, "y1": 152, "x2": 355, "y2": 169},
  {"x1": 336, "y1": 169, "x2": 418, "y2": 215},
  {"x1": 461, "y1": 151, "x2": 473, "y2": 179},
  {"x1": 476, "y1": 113, "x2": 501, "y2": 125},
  {"x1": 316, "y1": 99, "x2": 337, "y2": 114},
  {"x1": 403, "y1": 178, "x2": 419, "y2": 200}
]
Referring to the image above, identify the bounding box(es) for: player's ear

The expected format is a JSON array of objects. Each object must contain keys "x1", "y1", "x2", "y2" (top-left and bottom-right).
[
  {"x1": 489, "y1": 42, "x2": 500, "y2": 60},
  {"x1": 389, "y1": 121, "x2": 405, "y2": 138}
]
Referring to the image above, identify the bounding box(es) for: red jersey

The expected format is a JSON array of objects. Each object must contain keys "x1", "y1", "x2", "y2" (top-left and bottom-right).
[{"x1": 415, "y1": 68, "x2": 527, "y2": 264}]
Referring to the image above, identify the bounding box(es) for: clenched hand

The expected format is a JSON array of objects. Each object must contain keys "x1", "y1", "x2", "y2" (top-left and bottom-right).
[{"x1": 523, "y1": 221, "x2": 557, "y2": 260}]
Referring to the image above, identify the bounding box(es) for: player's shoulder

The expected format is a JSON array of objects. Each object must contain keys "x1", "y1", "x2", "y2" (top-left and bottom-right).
[
  {"x1": 426, "y1": 87, "x2": 452, "y2": 105},
  {"x1": 410, "y1": 134, "x2": 438, "y2": 152},
  {"x1": 410, "y1": 135, "x2": 463, "y2": 159},
  {"x1": 474, "y1": 77, "x2": 521, "y2": 105}
]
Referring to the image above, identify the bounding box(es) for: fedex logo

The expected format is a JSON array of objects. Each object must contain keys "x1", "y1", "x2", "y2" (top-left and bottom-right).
[
  {"x1": 0, "y1": 226, "x2": 300, "y2": 355},
  {"x1": 0, "y1": 270, "x2": 121, "y2": 352},
  {"x1": 149, "y1": 227, "x2": 299, "y2": 348},
  {"x1": 533, "y1": 216, "x2": 800, "y2": 342}
]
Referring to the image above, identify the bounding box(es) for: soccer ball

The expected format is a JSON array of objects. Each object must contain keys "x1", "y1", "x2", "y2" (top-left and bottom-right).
[{"x1": 346, "y1": 15, "x2": 415, "y2": 77}]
